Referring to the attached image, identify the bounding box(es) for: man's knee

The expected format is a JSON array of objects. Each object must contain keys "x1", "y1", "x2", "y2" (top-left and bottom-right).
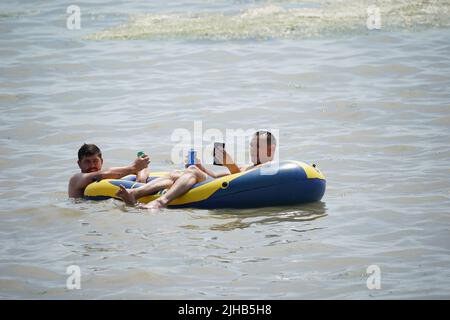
[
  {"x1": 186, "y1": 166, "x2": 207, "y2": 182},
  {"x1": 168, "y1": 170, "x2": 182, "y2": 181},
  {"x1": 165, "y1": 178, "x2": 175, "y2": 187},
  {"x1": 186, "y1": 165, "x2": 200, "y2": 175}
]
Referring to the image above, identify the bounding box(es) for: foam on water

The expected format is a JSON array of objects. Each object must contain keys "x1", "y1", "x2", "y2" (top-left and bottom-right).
[{"x1": 86, "y1": 0, "x2": 450, "y2": 40}]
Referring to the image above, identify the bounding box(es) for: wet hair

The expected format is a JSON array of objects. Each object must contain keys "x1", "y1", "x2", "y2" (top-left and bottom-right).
[
  {"x1": 254, "y1": 130, "x2": 277, "y2": 146},
  {"x1": 78, "y1": 143, "x2": 102, "y2": 161}
]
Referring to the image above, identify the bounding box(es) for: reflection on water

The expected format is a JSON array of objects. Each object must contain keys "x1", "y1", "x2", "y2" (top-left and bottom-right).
[{"x1": 208, "y1": 202, "x2": 327, "y2": 231}]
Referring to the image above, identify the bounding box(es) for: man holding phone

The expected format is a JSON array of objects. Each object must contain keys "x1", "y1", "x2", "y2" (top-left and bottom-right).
[{"x1": 195, "y1": 130, "x2": 277, "y2": 178}]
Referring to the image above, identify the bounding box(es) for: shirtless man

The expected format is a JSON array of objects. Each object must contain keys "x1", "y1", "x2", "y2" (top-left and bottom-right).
[
  {"x1": 115, "y1": 131, "x2": 276, "y2": 209},
  {"x1": 68, "y1": 143, "x2": 150, "y2": 198},
  {"x1": 196, "y1": 130, "x2": 276, "y2": 178}
]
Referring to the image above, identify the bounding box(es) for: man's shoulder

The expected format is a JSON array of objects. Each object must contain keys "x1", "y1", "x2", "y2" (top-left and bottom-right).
[
  {"x1": 69, "y1": 172, "x2": 84, "y2": 182},
  {"x1": 69, "y1": 172, "x2": 95, "y2": 186},
  {"x1": 70, "y1": 171, "x2": 105, "y2": 187},
  {"x1": 68, "y1": 172, "x2": 84, "y2": 198}
]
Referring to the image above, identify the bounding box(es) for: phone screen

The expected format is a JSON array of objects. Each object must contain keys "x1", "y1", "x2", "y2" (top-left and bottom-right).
[{"x1": 213, "y1": 142, "x2": 225, "y2": 166}]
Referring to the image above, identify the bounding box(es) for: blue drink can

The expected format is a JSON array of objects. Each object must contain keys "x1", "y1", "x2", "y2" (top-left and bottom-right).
[{"x1": 188, "y1": 149, "x2": 196, "y2": 166}]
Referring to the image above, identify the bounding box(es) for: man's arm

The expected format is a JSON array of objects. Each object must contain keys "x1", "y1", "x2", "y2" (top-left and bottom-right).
[
  {"x1": 68, "y1": 167, "x2": 134, "y2": 198},
  {"x1": 136, "y1": 153, "x2": 150, "y2": 183},
  {"x1": 68, "y1": 156, "x2": 149, "y2": 198},
  {"x1": 194, "y1": 163, "x2": 230, "y2": 179},
  {"x1": 217, "y1": 149, "x2": 241, "y2": 174},
  {"x1": 224, "y1": 162, "x2": 241, "y2": 174},
  {"x1": 195, "y1": 149, "x2": 242, "y2": 176}
]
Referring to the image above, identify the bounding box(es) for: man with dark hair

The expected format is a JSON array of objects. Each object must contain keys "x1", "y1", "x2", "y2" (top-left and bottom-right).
[
  {"x1": 77, "y1": 143, "x2": 102, "y2": 162},
  {"x1": 68, "y1": 143, "x2": 150, "y2": 198}
]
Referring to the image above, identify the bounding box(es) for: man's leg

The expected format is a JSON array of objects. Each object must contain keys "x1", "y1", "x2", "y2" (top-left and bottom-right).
[
  {"x1": 116, "y1": 176, "x2": 175, "y2": 206},
  {"x1": 145, "y1": 166, "x2": 208, "y2": 209}
]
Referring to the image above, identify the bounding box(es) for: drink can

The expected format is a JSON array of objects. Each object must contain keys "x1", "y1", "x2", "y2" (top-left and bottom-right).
[{"x1": 188, "y1": 149, "x2": 196, "y2": 166}]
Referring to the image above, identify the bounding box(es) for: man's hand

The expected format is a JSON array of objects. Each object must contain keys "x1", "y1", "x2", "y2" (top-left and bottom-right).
[
  {"x1": 214, "y1": 149, "x2": 240, "y2": 174},
  {"x1": 132, "y1": 155, "x2": 150, "y2": 173},
  {"x1": 184, "y1": 155, "x2": 202, "y2": 168}
]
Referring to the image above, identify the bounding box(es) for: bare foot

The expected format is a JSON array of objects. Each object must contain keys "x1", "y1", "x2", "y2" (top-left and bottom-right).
[
  {"x1": 145, "y1": 197, "x2": 167, "y2": 209},
  {"x1": 115, "y1": 185, "x2": 137, "y2": 206}
]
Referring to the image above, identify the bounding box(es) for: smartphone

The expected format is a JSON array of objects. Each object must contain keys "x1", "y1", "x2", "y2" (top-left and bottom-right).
[{"x1": 213, "y1": 142, "x2": 225, "y2": 166}]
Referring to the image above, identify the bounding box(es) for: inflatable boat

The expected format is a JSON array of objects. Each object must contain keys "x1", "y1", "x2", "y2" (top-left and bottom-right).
[{"x1": 84, "y1": 160, "x2": 326, "y2": 209}]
